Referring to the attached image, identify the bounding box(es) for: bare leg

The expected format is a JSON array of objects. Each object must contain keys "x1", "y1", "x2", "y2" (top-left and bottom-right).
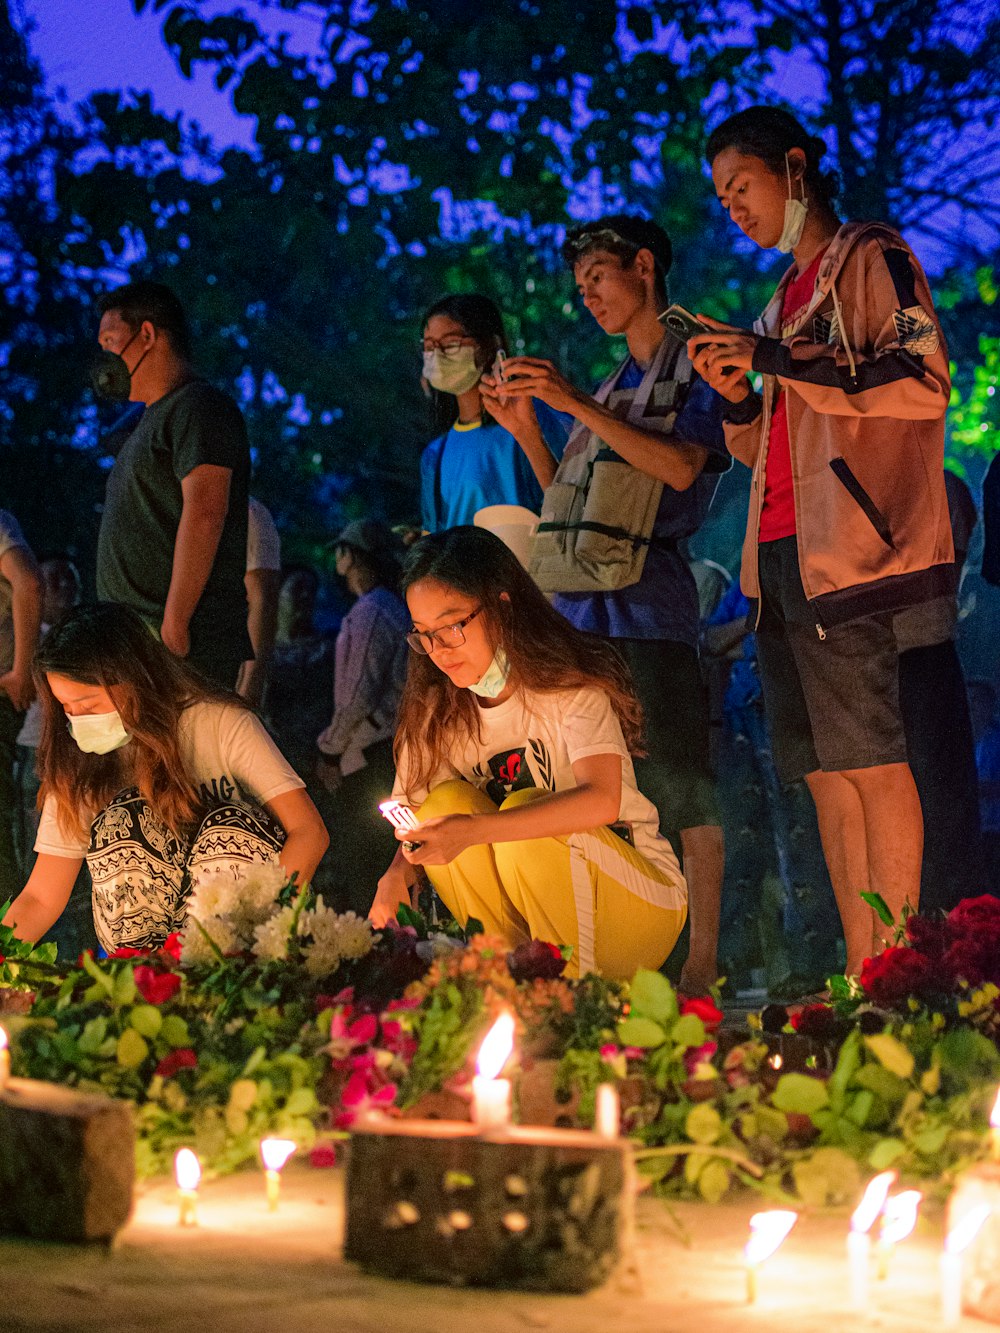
[
  {"x1": 843, "y1": 761, "x2": 923, "y2": 948},
  {"x1": 804, "y1": 769, "x2": 873, "y2": 976},
  {"x1": 678, "y1": 823, "x2": 724, "y2": 994}
]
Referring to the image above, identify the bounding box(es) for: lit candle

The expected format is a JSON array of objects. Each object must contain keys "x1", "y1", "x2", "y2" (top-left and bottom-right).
[
  {"x1": 174, "y1": 1148, "x2": 201, "y2": 1228},
  {"x1": 260, "y1": 1137, "x2": 297, "y2": 1211},
  {"x1": 595, "y1": 1083, "x2": 620, "y2": 1140},
  {"x1": 0, "y1": 1026, "x2": 9, "y2": 1090},
  {"x1": 847, "y1": 1170, "x2": 896, "y2": 1310},
  {"x1": 744, "y1": 1210, "x2": 797, "y2": 1304},
  {"x1": 941, "y1": 1203, "x2": 991, "y2": 1329},
  {"x1": 990, "y1": 1087, "x2": 1000, "y2": 1162},
  {"x1": 472, "y1": 1011, "x2": 514, "y2": 1131},
  {"x1": 876, "y1": 1189, "x2": 922, "y2": 1280}
]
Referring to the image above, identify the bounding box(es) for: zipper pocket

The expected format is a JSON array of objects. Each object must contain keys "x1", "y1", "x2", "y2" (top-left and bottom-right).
[{"x1": 829, "y1": 457, "x2": 896, "y2": 549}]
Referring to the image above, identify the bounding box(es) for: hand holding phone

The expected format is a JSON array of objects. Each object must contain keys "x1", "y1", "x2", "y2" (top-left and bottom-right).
[
  {"x1": 659, "y1": 304, "x2": 712, "y2": 342},
  {"x1": 491, "y1": 348, "x2": 509, "y2": 405}
]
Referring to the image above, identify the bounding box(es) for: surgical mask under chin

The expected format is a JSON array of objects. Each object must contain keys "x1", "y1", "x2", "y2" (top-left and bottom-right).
[
  {"x1": 775, "y1": 154, "x2": 808, "y2": 254},
  {"x1": 423, "y1": 347, "x2": 482, "y2": 396},
  {"x1": 89, "y1": 331, "x2": 148, "y2": 402},
  {"x1": 67, "y1": 710, "x2": 132, "y2": 755},
  {"x1": 467, "y1": 648, "x2": 510, "y2": 699}
]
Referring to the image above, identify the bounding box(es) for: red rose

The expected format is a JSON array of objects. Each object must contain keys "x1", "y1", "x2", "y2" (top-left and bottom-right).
[
  {"x1": 161, "y1": 932, "x2": 182, "y2": 961},
  {"x1": 680, "y1": 996, "x2": 723, "y2": 1032},
  {"x1": 507, "y1": 939, "x2": 567, "y2": 982},
  {"x1": 859, "y1": 946, "x2": 938, "y2": 1008},
  {"x1": 790, "y1": 1003, "x2": 844, "y2": 1042},
  {"x1": 134, "y1": 966, "x2": 181, "y2": 1006},
  {"x1": 155, "y1": 1048, "x2": 197, "y2": 1078},
  {"x1": 944, "y1": 935, "x2": 1000, "y2": 989},
  {"x1": 905, "y1": 913, "x2": 947, "y2": 956},
  {"x1": 947, "y1": 894, "x2": 1000, "y2": 934},
  {"x1": 109, "y1": 946, "x2": 150, "y2": 960}
]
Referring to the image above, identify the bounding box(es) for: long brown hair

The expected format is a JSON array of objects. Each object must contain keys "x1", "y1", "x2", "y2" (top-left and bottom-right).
[
  {"x1": 34, "y1": 603, "x2": 247, "y2": 840},
  {"x1": 394, "y1": 527, "x2": 645, "y2": 799}
]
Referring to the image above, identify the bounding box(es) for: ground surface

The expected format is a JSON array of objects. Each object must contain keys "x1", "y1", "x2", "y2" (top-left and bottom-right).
[{"x1": 2, "y1": 1164, "x2": 992, "y2": 1332}]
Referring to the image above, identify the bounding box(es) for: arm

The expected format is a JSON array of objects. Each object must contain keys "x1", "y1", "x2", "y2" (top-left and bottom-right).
[
  {"x1": 1, "y1": 854, "x2": 83, "y2": 943},
  {"x1": 479, "y1": 383, "x2": 558, "y2": 490},
  {"x1": 398, "y1": 752, "x2": 622, "y2": 867},
  {"x1": 161, "y1": 464, "x2": 233, "y2": 657},
  {"x1": 237, "y1": 567, "x2": 280, "y2": 708},
  {"x1": 264, "y1": 787, "x2": 330, "y2": 888},
  {"x1": 0, "y1": 545, "x2": 42, "y2": 710},
  {"x1": 494, "y1": 357, "x2": 708, "y2": 490},
  {"x1": 369, "y1": 845, "x2": 418, "y2": 928}
]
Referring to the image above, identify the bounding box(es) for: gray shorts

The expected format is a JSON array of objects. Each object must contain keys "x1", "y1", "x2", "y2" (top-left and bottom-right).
[{"x1": 755, "y1": 537, "x2": 907, "y2": 783}]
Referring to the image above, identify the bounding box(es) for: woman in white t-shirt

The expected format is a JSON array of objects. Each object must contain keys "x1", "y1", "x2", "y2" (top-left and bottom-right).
[
  {"x1": 2, "y1": 603, "x2": 329, "y2": 954},
  {"x1": 370, "y1": 527, "x2": 687, "y2": 980}
]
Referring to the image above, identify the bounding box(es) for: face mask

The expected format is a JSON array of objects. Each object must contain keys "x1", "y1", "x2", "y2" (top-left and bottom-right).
[
  {"x1": 67, "y1": 710, "x2": 132, "y2": 755},
  {"x1": 775, "y1": 154, "x2": 808, "y2": 254},
  {"x1": 89, "y1": 330, "x2": 149, "y2": 402},
  {"x1": 422, "y1": 346, "x2": 482, "y2": 396},
  {"x1": 467, "y1": 648, "x2": 510, "y2": 699}
]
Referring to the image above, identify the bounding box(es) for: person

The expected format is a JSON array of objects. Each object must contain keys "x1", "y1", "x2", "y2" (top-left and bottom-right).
[
  {"x1": 983, "y1": 451, "x2": 1000, "y2": 589},
  {"x1": 690, "y1": 105, "x2": 953, "y2": 973},
  {"x1": 237, "y1": 497, "x2": 282, "y2": 710},
  {"x1": 968, "y1": 678, "x2": 1000, "y2": 890},
  {"x1": 0, "y1": 510, "x2": 42, "y2": 904},
  {"x1": 316, "y1": 519, "x2": 410, "y2": 915},
  {"x1": 2, "y1": 603, "x2": 329, "y2": 953},
  {"x1": 419, "y1": 293, "x2": 570, "y2": 532},
  {"x1": 369, "y1": 526, "x2": 687, "y2": 982},
  {"x1": 266, "y1": 564, "x2": 337, "y2": 785},
  {"x1": 93, "y1": 281, "x2": 252, "y2": 688},
  {"x1": 483, "y1": 214, "x2": 729, "y2": 994}
]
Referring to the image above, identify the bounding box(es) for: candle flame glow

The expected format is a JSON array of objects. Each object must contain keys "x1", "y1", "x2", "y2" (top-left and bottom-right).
[
  {"x1": 174, "y1": 1147, "x2": 201, "y2": 1191},
  {"x1": 260, "y1": 1138, "x2": 297, "y2": 1172},
  {"x1": 851, "y1": 1170, "x2": 897, "y2": 1234},
  {"x1": 991, "y1": 1087, "x2": 1000, "y2": 1130},
  {"x1": 744, "y1": 1210, "x2": 797, "y2": 1265},
  {"x1": 0, "y1": 1026, "x2": 8, "y2": 1051},
  {"x1": 880, "y1": 1190, "x2": 922, "y2": 1246},
  {"x1": 946, "y1": 1203, "x2": 992, "y2": 1255},
  {"x1": 477, "y1": 1011, "x2": 515, "y2": 1081}
]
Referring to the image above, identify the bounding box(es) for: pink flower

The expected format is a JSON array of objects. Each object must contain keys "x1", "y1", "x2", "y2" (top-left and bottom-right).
[
  {"x1": 680, "y1": 996, "x2": 724, "y2": 1032},
  {"x1": 309, "y1": 1142, "x2": 338, "y2": 1168},
  {"x1": 684, "y1": 1040, "x2": 718, "y2": 1076},
  {"x1": 325, "y1": 1011, "x2": 378, "y2": 1065},
  {"x1": 134, "y1": 966, "x2": 181, "y2": 1006},
  {"x1": 600, "y1": 1043, "x2": 620, "y2": 1062},
  {"x1": 380, "y1": 1020, "x2": 418, "y2": 1062},
  {"x1": 335, "y1": 1068, "x2": 397, "y2": 1128}
]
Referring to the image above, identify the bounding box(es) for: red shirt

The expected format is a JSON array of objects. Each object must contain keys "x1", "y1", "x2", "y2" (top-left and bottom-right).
[{"x1": 758, "y1": 247, "x2": 828, "y2": 542}]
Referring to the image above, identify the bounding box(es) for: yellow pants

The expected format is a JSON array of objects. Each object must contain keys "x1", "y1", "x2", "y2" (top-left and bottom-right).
[{"x1": 417, "y1": 780, "x2": 687, "y2": 981}]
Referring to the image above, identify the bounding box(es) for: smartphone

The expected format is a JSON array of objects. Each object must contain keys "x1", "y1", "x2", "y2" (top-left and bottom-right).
[
  {"x1": 660, "y1": 304, "x2": 712, "y2": 341},
  {"x1": 491, "y1": 348, "x2": 509, "y2": 405},
  {"x1": 378, "y1": 800, "x2": 422, "y2": 851}
]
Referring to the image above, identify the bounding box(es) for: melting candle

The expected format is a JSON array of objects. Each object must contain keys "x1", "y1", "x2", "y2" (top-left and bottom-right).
[
  {"x1": 847, "y1": 1170, "x2": 897, "y2": 1310},
  {"x1": 472, "y1": 1012, "x2": 514, "y2": 1130},
  {"x1": 877, "y1": 1189, "x2": 922, "y2": 1280},
  {"x1": 595, "y1": 1083, "x2": 620, "y2": 1140},
  {"x1": 744, "y1": 1210, "x2": 797, "y2": 1304},
  {"x1": 174, "y1": 1148, "x2": 201, "y2": 1228},
  {"x1": 260, "y1": 1137, "x2": 297, "y2": 1211},
  {"x1": 941, "y1": 1203, "x2": 991, "y2": 1329},
  {"x1": 0, "y1": 1026, "x2": 9, "y2": 1090}
]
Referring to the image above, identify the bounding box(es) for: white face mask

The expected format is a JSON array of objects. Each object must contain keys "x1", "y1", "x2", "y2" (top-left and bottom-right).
[
  {"x1": 467, "y1": 648, "x2": 510, "y2": 699},
  {"x1": 422, "y1": 346, "x2": 482, "y2": 396},
  {"x1": 67, "y1": 710, "x2": 132, "y2": 755},
  {"x1": 775, "y1": 153, "x2": 808, "y2": 254}
]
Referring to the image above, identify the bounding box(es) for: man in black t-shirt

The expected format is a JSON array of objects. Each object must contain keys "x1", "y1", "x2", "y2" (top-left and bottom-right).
[{"x1": 94, "y1": 283, "x2": 251, "y2": 687}]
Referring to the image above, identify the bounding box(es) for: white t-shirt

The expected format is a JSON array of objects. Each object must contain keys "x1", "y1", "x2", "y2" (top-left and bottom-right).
[
  {"x1": 246, "y1": 497, "x2": 282, "y2": 574},
  {"x1": 393, "y1": 684, "x2": 680, "y2": 881},
  {"x1": 35, "y1": 699, "x2": 304, "y2": 858}
]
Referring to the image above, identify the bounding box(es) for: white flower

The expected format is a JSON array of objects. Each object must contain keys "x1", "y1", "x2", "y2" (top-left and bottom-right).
[
  {"x1": 179, "y1": 917, "x2": 219, "y2": 966},
  {"x1": 300, "y1": 904, "x2": 373, "y2": 978},
  {"x1": 252, "y1": 905, "x2": 298, "y2": 962}
]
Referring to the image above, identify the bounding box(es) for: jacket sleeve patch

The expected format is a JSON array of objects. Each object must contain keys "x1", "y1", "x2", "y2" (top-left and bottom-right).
[{"x1": 893, "y1": 305, "x2": 940, "y2": 355}]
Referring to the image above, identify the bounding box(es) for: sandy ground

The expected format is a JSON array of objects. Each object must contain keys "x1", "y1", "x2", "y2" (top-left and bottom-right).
[{"x1": 1, "y1": 1164, "x2": 993, "y2": 1333}]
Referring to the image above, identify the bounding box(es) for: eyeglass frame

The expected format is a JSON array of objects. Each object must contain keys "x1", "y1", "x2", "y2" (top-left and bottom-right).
[
  {"x1": 562, "y1": 226, "x2": 642, "y2": 262},
  {"x1": 406, "y1": 605, "x2": 484, "y2": 655},
  {"x1": 420, "y1": 334, "x2": 480, "y2": 358}
]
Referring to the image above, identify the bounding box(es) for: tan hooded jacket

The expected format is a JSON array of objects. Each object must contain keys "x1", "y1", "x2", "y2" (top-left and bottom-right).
[{"x1": 723, "y1": 221, "x2": 954, "y2": 628}]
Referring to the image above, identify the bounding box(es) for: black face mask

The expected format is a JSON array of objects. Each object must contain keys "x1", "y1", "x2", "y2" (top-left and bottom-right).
[{"x1": 89, "y1": 329, "x2": 148, "y2": 402}]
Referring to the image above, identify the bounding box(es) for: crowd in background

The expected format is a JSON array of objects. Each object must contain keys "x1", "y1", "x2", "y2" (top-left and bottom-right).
[{"x1": 2, "y1": 101, "x2": 999, "y2": 998}]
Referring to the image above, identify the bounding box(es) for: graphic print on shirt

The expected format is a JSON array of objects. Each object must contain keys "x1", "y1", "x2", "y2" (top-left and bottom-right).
[{"x1": 472, "y1": 738, "x2": 556, "y2": 805}]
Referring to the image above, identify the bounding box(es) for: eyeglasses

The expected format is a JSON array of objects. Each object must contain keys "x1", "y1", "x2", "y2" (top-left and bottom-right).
[
  {"x1": 406, "y1": 606, "x2": 483, "y2": 655},
  {"x1": 420, "y1": 337, "x2": 477, "y2": 358}
]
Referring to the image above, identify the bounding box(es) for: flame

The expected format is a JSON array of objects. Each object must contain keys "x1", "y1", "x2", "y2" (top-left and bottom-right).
[
  {"x1": 260, "y1": 1138, "x2": 297, "y2": 1172},
  {"x1": 174, "y1": 1148, "x2": 201, "y2": 1191},
  {"x1": 991, "y1": 1087, "x2": 1000, "y2": 1130},
  {"x1": 880, "y1": 1190, "x2": 922, "y2": 1246},
  {"x1": 379, "y1": 800, "x2": 419, "y2": 831},
  {"x1": 476, "y1": 1012, "x2": 515, "y2": 1081},
  {"x1": 946, "y1": 1203, "x2": 992, "y2": 1256},
  {"x1": 0, "y1": 1026, "x2": 8, "y2": 1052},
  {"x1": 851, "y1": 1170, "x2": 897, "y2": 1234},
  {"x1": 744, "y1": 1210, "x2": 797, "y2": 1265}
]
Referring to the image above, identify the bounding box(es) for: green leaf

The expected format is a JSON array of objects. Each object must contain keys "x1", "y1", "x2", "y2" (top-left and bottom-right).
[
  {"x1": 864, "y1": 1034, "x2": 915, "y2": 1081},
  {"x1": 828, "y1": 1029, "x2": 862, "y2": 1113},
  {"x1": 629, "y1": 969, "x2": 678, "y2": 1025},
  {"x1": 792, "y1": 1147, "x2": 861, "y2": 1207},
  {"x1": 113, "y1": 967, "x2": 137, "y2": 1007},
  {"x1": 846, "y1": 1089, "x2": 876, "y2": 1129},
  {"x1": 671, "y1": 1013, "x2": 706, "y2": 1049},
  {"x1": 616, "y1": 1016, "x2": 666, "y2": 1049},
  {"x1": 854, "y1": 1063, "x2": 906, "y2": 1107},
  {"x1": 116, "y1": 1028, "x2": 149, "y2": 1070},
  {"x1": 284, "y1": 1087, "x2": 318, "y2": 1117},
  {"x1": 868, "y1": 1137, "x2": 907, "y2": 1170},
  {"x1": 772, "y1": 1072, "x2": 830, "y2": 1116},
  {"x1": 913, "y1": 1123, "x2": 950, "y2": 1157},
  {"x1": 860, "y1": 892, "x2": 895, "y2": 927},
  {"x1": 160, "y1": 1015, "x2": 191, "y2": 1048},
  {"x1": 130, "y1": 1005, "x2": 163, "y2": 1039},
  {"x1": 77, "y1": 1017, "x2": 108, "y2": 1055},
  {"x1": 228, "y1": 1079, "x2": 258, "y2": 1113},
  {"x1": 685, "y1": 1103, "x2": 722, "y2": 1145},
  {"x1": 697, "y1": 1158, "x2": 730, "y2": 1204},
  {"x1": 80, "y1": 951, "x2": 115, "y2": 997}
]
